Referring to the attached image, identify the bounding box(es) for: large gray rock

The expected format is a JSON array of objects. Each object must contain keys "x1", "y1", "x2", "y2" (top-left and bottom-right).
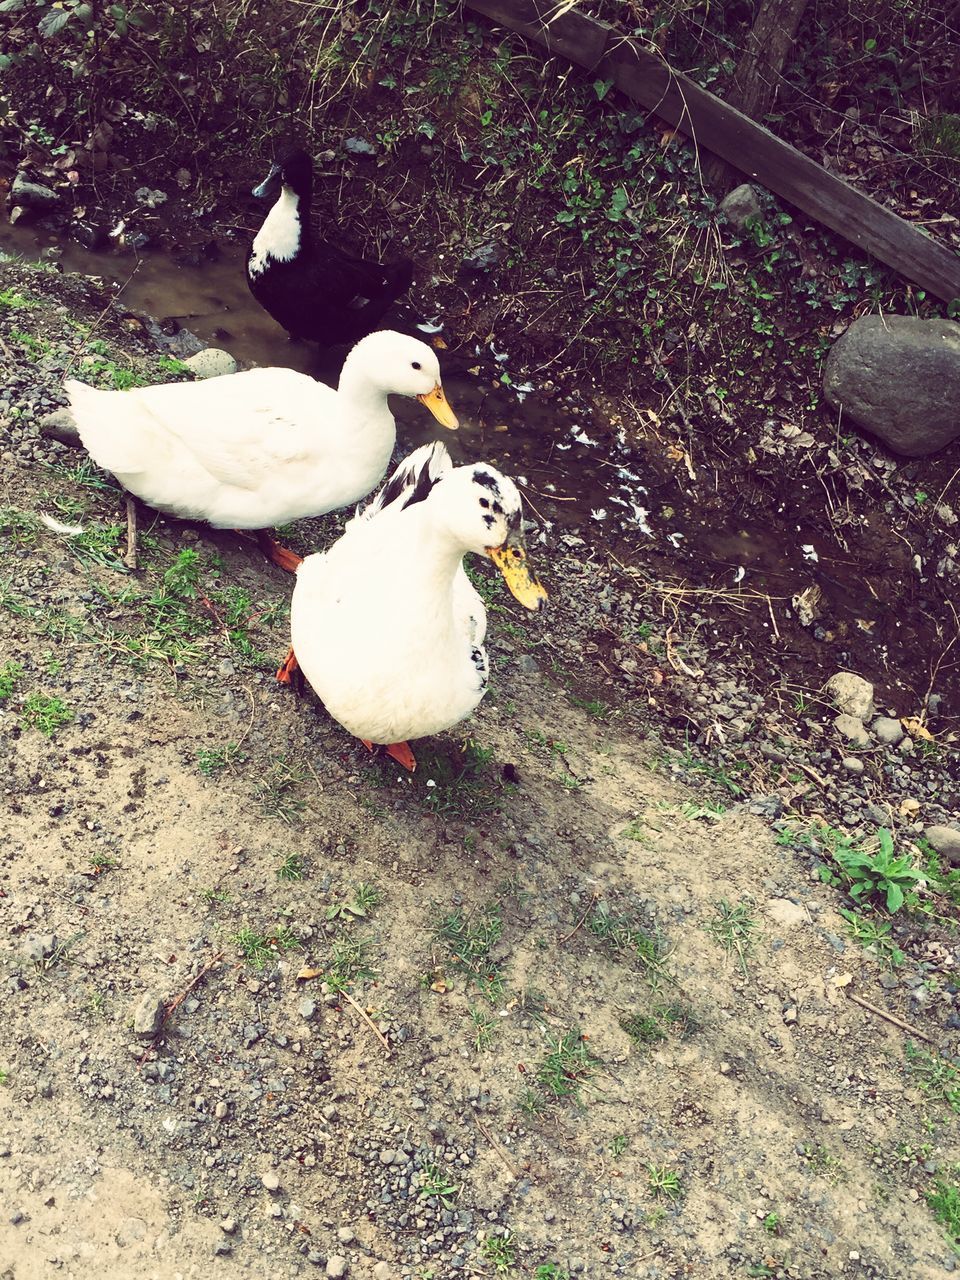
[{"x1": 824, "y1": 316, "x2": 960, "y2": 457}]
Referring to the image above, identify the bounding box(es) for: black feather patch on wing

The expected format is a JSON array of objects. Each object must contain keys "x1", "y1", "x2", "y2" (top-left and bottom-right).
[{"x1": 361, "y1": 442, "x2": 451, "y2": 522}]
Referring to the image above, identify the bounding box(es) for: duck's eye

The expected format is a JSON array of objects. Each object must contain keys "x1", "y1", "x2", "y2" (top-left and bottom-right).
[{"x1": 412, "y1": 361, "x2": 422, "y2": 371}]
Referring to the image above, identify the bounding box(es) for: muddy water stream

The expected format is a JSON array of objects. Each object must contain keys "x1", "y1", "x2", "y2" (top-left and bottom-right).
[{"x1": 1, "y1": 221, "x2": 949, "y2": 713}]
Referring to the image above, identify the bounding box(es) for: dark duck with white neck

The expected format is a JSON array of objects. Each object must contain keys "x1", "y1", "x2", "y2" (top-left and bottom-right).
[{"x1": 247, "y1": 148, "x2": 414, "y2": 347}]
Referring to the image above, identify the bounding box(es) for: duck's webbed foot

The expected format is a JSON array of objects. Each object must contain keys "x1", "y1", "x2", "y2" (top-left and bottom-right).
[
  {"x1": 359, "y1": 739, "x2": 416, "y2": 771},
  {"x1": 253, "y1": 529, "x2": 302, "y2": 573}
]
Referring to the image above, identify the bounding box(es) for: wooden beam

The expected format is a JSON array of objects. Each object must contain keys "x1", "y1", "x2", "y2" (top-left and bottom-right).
[{"x1": 464, "y1": 0, "x2": 960, "y2": 305}]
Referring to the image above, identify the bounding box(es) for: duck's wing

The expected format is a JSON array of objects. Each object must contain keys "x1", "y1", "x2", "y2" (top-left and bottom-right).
[
  {"x1": 315, "y1": 243, "x2": 411, "y2": 303},
  {"x1": 347, "y1": 440, "x2": 452, "y2": 531},
  {"x1": 71, "y1": 369, "x2": 336, "y2": 491},
  {"x1": 305, "y1": 248, "x2": 414, "y2": 343}
]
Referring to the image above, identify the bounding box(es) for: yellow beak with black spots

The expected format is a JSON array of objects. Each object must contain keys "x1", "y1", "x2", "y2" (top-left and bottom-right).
[
  {"x1": 417, "y1": 384, "x2": 459, "y2": 429},
  {"x1": 487, "y1": 537, "x2": 548, "y2": 611}
]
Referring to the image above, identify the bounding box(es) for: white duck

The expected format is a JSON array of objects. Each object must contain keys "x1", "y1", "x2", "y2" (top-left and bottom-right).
[
  {"x1": 64, "y1": 330, "x2": 458, "y2": 569},
  {"x1": 279, "y1": 441, "x2": 547, "y2": 771}
]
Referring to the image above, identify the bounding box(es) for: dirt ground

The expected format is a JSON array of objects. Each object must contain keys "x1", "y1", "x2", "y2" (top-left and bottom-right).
[{"x1": 1, "y1": 263, "x2": 959, "y2": 1280}]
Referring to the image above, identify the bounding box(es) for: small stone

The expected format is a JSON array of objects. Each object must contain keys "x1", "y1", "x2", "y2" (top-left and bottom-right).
[
  {"x1": 220, "y1": 1219, "x2": 237, "y2": 1235},
  {"x1": 261, "y1": 1171, "x2": 281, "y2": 1192},
  {"x1": 337, "y1": 1228, "x2": 356, "y2": 1245},
  {"x1": 38, "y1": 408, "x2": 79, "y2": 446},
  {"x1": 373, "y1": 1265, "x2": 391, "y2": 1280},
  {"x1": 213, "y1": 1240, "x2": 232, "y2": 1256},
  {"x1": 766, "y1": 898, "x2": 808, "y2": 928},
  {"x1": 72, "y1": 219, "x2": 109, "y2": 251},
  {"x1": 326, "y1": 1256, "x2": 349, "y2": 1278},
  {"x1": 344, "y1": 137, "x2": 376, "y2": 156},
  {"x1": 924, "y1": 826, "x2": 960, "y2": 867},
  {"x1": 298, "y1": 998, "x2": 317, "y2": 1021},
  {"x1": 116, "y1": 1217, "x2": 147, "y2": 1247},
  {"x1": 841, "y1": 756, "x2": 865, "y2": 775},
  {"x1": 720, "y1": 183, "x2": 763, "y2": 230},
  {"x1": 834, "y1": 714, "x2": 870, "y2": 747},
  {"x1": 460, "y1": 240, "x2": 505, "y2": 273},
  {"x1": 134, "y1": 186, "x2": 168, "y2": 208},
  {"x1": 872, "y1": 716, "x2": 904, "y2": 746},
  {"x1": 20, "y1": 933, "x2": 57, "y2": 965},
  {"x1": 378, "y1": 1149, "x2": 395, "y2": 1166},
  {"x1": 132, "y1": 992, "x2": 165, "y2": 1037},
  {"x1": 183, "y1": 348, "x2": 238, "y2": 379},
  {"x1": 214, "y1": 1101, "x2": 229, "y2": 1119},
  {"x1": 825, "y1": 672, "x2": 875, "y2": 720}
]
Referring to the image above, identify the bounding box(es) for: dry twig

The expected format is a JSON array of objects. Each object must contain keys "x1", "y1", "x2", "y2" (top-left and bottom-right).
[
  {"x1": 847, "y1": 992, "x2": 935, "y2": 1045},
  {"x1": 559, "y1": 891, "x2": 600, "y2": 945},
  {"x1": 340, "y1": 988, "x2": 393, "y2": 1057},
  {"x1": 472, "y1": 1112, "x2": 523, "y2": 1180},
  {"x1": 140, "y1": 951, "x2": 225, "y2": 1064}
]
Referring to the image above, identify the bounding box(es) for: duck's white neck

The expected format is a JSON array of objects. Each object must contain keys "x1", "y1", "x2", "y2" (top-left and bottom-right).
[
  {"x1": 407, "y1": 505, "x2": 473, "y2": 594},
  {"x1": 249, "y1": 185, "x2": 302, "y2": 278}
]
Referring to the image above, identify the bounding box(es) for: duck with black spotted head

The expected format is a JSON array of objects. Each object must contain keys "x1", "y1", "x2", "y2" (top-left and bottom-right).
[{"x1": 281, "y1": 441, "x2": 546, "y2": 771}]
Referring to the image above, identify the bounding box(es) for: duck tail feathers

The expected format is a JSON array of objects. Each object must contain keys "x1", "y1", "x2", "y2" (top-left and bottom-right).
[
  {"x1": 63, "y1": 377, "x2": 144, "y2": 476},
  {"x1": 350, "y1": 441, "x2": 451, "y2": 529}
]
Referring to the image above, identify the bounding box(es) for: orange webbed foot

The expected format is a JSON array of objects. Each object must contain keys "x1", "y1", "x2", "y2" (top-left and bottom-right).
[
  {"x1": 276, "y1": 647, "x2": 299, "y2": 685},
  {"x1": 251, "y1": 529, "x2": 303, "y2": 572},
  {"x1": 385, "y1": 741, "x2": 417, "y2": 771},
  {"x1": 358, "y1": 740, "x2": 417, "y2": 771}
]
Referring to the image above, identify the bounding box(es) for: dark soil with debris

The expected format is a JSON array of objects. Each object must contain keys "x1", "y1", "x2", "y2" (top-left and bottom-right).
[{"x1": 2, "y1": 3, "x2": 960, "y2": 1277}]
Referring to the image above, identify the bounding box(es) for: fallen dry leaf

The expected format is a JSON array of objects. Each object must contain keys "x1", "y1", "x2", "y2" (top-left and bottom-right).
[
  {"x1": 901, "y1": 716, "x2": 934, "y2": 741},
  {"x1": 830, "y1": 973, "x2": 853, "y2": 989},
  {"x1": 296, "y1": 966, "x2": 324, "y2": 981},
  {"x1": 899, "y1": 797, "x2": 921, "y2": 818}
]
